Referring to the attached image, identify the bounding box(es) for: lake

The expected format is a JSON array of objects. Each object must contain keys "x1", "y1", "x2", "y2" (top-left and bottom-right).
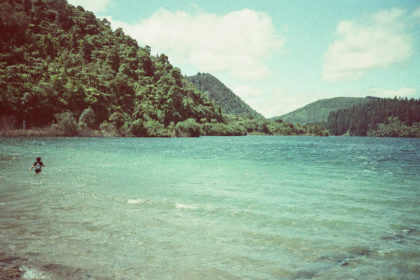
[{"x1": 0, "y1": 136, "x2": 419, "y2": 279}]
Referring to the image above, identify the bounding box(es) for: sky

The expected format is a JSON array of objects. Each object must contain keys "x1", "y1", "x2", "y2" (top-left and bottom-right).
[{"x1": 68, "y1": 0, "x2": 420, "y2": 118}]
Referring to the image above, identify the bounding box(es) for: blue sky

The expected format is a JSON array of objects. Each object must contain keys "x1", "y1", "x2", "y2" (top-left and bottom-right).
[{"x1": 69, "y1": 0, "x2": 420, "y2": 117}]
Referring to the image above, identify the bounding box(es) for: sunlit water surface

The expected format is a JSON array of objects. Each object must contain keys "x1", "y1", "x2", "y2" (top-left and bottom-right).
[{"x1": 0, "y1": 136, "x2": 419, "y2": 279}]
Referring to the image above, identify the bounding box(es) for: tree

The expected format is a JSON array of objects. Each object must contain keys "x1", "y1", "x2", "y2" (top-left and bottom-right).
[
  {"x1": 175, "y1": 118, "x2": 201, "y2": 137},
  {"x1": 78, "y1": 107, "x2": 95, "y2": 129},
  {"x1": 144, "y1": 120, "x2": 169, "y2": 137},
  {"x1": 81, "y1": 37, "x2": 93, "y2": 61},
  {"x1": 131, "y1": 118, "x2": 147, "y2": 136},
  {"x1": 109, "y1": 111, "x2": 124, "y2": 130},
  {"x1": 106, "y1": 47, "x2": 120, "y2": 73},
  {"x1": 53, "y1": 112, "x2": 78, "y2": 136}
]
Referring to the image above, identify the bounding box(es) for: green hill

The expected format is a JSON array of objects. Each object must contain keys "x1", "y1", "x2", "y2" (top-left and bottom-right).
[
  {"x1": 0, "y1": 0, "x2": 227, "y2": 137},
  {"x1": 0, "y1": 0, "x2": 329, "y2": 137},
  {"x1": 187, "y1": 73, "x2": 264, "y2": 119},
  {"x1": 273, "y1": 97, "x2": 372, "y2": 125}
]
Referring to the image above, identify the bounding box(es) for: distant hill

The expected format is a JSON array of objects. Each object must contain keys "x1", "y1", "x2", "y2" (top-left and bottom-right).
[
  {"x1": 187, "y1": 73, "x2": 264, "y2": 119},
  {"x1": 273, "y1": 97, "x2": 374, "y2": 125}
]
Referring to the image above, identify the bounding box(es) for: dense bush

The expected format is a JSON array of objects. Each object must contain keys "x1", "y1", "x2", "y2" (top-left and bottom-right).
[
  {"x1": 53, "y1": 112, "x2": 78, "y2": 136},
  {"x1": 367, "y1": 117, "x2": 420, "y2": 138},
  {"x1": 201, "y1": 122, "x2": 246, "y2": 136},
  {"x1": 144, "y1": 120, "x2": 171, "y2": 137},
  {"x1": 176, "y1": 118, "x2": 201, "y2": 137},
  {"x1": 78, "y1": 107, "x2": 95, "y2": 129},
  {"x1": 131, "y1": 119, "x2": 147, "y2": 137},
  {"x1": 0, "y1": 115, "x2": 17, "y2": 130}
]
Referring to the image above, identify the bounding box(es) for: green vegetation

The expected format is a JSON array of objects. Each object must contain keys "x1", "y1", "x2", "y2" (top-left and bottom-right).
[
  {"x1": 0, "y1": 0, "x2": 224, "y2": 137},
  {"x1": 175, "y1": 118, "x2": 201, "y2": 137},
  {"x1": 186, "y1": 73, "x2": 329, "y2": 136},
  {"x1": 328, "y1": 97, "x2": 420, "y2": 137},
  {"x1": 368, "y1": 117, "x2": 420, "y2": 138},
  {"x1": 223, "y1": 115, "x2": 329, "y2": 136},
  {"x1": 273, "y1": 97, "x2": 372, "y2": 125},
  {"x1": 0, "y1": 0, "x2": 328, "y2": 137},
  {"x1": 187, "y1": 73, "x2": 264, "y2": 119}
]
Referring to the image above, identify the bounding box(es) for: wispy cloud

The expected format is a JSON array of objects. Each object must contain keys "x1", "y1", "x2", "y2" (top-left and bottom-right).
[
  {"x1": 413, "y1": 7, "x2": 420, "y2": 19},
  {"x1": 108, "y1": 8, "x2": 284, "y2": 81},
  {"x1": 67, "y1": 0, "x2": 110, "y2": 13},
  {"x1": 368, "y1": 87, "x2": 417, "y2": 98},
  {"x1": 323, "y1": 8, "x2": 413, "y2": 81}
]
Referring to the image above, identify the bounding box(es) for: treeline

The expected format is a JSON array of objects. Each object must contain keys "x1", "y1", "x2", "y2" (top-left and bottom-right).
[
  {"x1": 0, "y1": 0, "x2": 328, "y2": 137},
  {"x1": 274, "y1": 97, "x2": 369, "y2": 125},
  {"x1": 224, "y1": 116, "x2": 329, "y2": 136},
  {"x1": 327, "y1": 97, "x2": 420, "y2": 137}
]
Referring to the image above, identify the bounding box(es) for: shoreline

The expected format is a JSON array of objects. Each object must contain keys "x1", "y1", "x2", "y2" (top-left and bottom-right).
[
  {"x1": 0, "y1": 129, "x2": 328, "y2": 138},
  {"x1": 0, "y1": 128, "x2": 100, "y2": 138},
  {"x1": 1, "y1": 131, "x2": 419, "y2": 138},
  {"x1": 0, "y1": 251, "x2": 107, "y2": 280},
  {"x1": 0, "y1": 252, "x2": 23, "y2": 279}
]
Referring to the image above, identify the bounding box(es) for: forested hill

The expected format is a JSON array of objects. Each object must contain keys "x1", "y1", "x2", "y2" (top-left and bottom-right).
[
  {"x1": 328, "y1": 97, "x2": 420, "y2": 137},
  {"x1": 0, "y1": 0, "x2": 226, "y2": 137},
  {"x1": 273, "y1": 97, "x2": 372, "y2": 125},
  {"x1": 0, "y1": 0, "x2": 330, "y2": 137},
  {"x1": 187, "y1": 73, "x2": 264, "y2": 119}
]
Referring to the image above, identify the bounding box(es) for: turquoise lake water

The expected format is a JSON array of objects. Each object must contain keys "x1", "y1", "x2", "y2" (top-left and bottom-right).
[{"x1": 0, "y1": 136, "x2": 419, "y2": 279}]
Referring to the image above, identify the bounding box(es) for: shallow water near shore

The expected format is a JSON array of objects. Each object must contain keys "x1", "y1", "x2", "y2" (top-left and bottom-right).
[{"x1": 0, "y1": 136, "x2": 419, "y2": 279}]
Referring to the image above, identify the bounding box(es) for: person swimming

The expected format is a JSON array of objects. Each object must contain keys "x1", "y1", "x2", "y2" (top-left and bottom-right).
[{"x1": 30, "y1": 157, "x2": 45, "y2": 174}]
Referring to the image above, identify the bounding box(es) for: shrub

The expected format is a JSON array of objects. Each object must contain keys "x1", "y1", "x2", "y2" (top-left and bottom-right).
[
  {"x1": 53, "y1": 112, "x2": 78, "y2": 136},
  {"x1": 201, "y1": 123, "x2": 247, "y2": 136},
  {"x1": 131, "y1": 119, "x2": 147, "y2": 137},
  {"x1": 119, "y1": 122, "x2": 133, "y2": 137},
  {"x1": 175, "y1": 118, "x2": 201, "y2": 137},
  {"x1": 109, "y1": 111, "x2": 124, "y2": 129},
  {"x1": 0, "y1": 115, "x2": 16, "y2": 130},
  {"x1": 78, "y1": 107, "x2": 96, "y2": 129},
  {"x1": 144, "y1": 120, "x2": 171, "y2": 137},
  {"x1": 99, "y1": 121, "x2": 119, "y2": 137}
]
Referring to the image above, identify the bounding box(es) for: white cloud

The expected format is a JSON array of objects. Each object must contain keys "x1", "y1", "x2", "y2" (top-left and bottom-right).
[
  {"x1": 413, "y1": 7, "x2": 420, "y2": 19},
  {"x1": 233, "y1": 86, "x2": 320, "y2": 118},
  {"x1": 253, "y1": 95, "x2": 307, "y2": 118},
  {"x1": 232, "y1": 85, "x2": 262, "y2": 98},
  {"x1": 323, "y1": 8, "x2": 412, "y2": 81},
  {"x1": 108, "y1": 8, "x2": 284, "y2": 81},
  {"x1": 67, "y1": 0, "x2": 110, "y2": 13},
  {"x1": 367, "y1": 87, "x2": 417, "y2": 98}
]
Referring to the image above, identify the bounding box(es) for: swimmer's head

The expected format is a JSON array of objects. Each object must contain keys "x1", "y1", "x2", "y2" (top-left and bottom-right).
[{"x1": 36, "y1": 157, "x2": 41, "y2": 162}]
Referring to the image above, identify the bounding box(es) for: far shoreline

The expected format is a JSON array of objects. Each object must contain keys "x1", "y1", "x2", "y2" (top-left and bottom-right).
[
  {"x1": 2, "y1": 126, "x2": 419, "y2": 138},
  {"x1": 2, "y1": 131, "x2": 420, "y2": 138},
  {"x1": 0, "y1": 128, "x2": 329, "y2": 138}
]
